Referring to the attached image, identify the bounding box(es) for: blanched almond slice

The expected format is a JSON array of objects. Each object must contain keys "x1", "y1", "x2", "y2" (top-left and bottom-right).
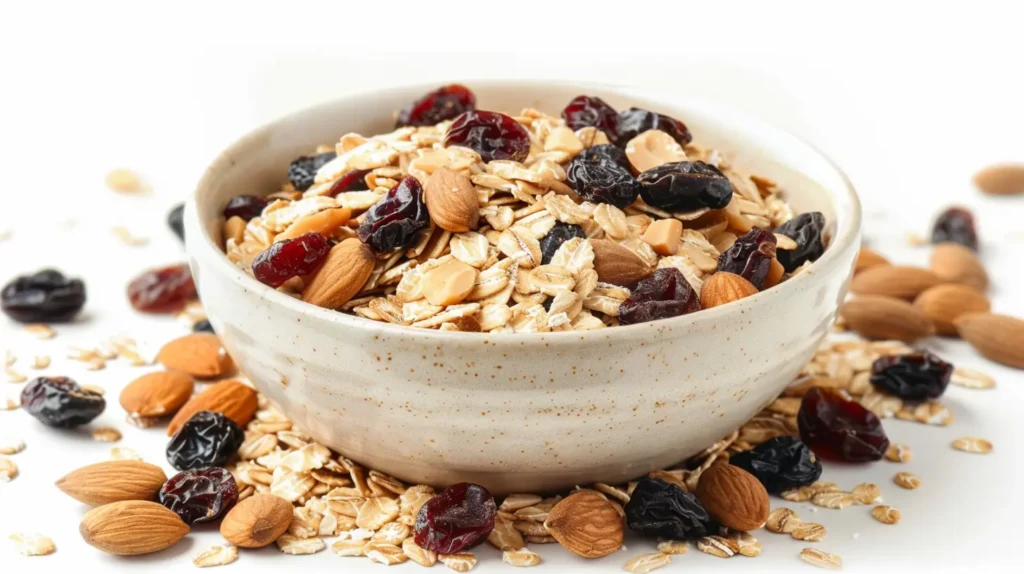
[
  {"x1": 223, "y1": 216, "x2": 246, "y2": 246},
  {"x1": 641, "y1": 219, "x2": 682, "y2": 256},
  {"x1": 625, "y1": 129, "x2": 687, "y2": 173},
  {"x1": 422, "y1": 259, "x2": 478, "y2": 306},
  {"x1": 276, "y1": 207, "x2": 352, "y2": 242}
]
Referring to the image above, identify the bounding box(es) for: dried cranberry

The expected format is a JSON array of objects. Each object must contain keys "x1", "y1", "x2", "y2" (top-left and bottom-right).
[
  {"x1": 357, "y1": 176, "x2": 430, "y2": 254},
  {"x1": 2, "y1": 269, "x2": 86, "y2": 323},
  {"x1": 619, "y1": 268, "x2": 701, "y2": 325},
  {"x1": 540, "y1": 222, "x2": 586, "y2": 264},
  {"x1": 159, "y1": 467, "x2": 238, "y2": 525},
  {"x1": 616, "y1": 107, "x2": 692, "y2": 146},
  {"x1": 870, "y1": 351, "x2": 952, "y2": 401},
  {"x1": 798, "y1": 387, "x2": 890, "y2": 462},
  {"x1": 729, "y1": 436, "x2": 822, "y2": 494},
  {"x1": 566, "y1": 155, "x2": 641, "y2": 208},
  {"x1": 222, "y1": 195, "x2": 268, "y2": 222},
  {"x1": 21, "y1": 376, "x2": 104, "y2": 428},
  {"x1": 414, "y1": 482, "x2": 495, "y2": 554},
  {"x1": 774, "y1": 212, "x2": 826, "y2": 272},
  {"x1": 444, "y1": 111, "x2": 530, "y2": 163},
  {"x1": 637, "y1": 161, "x2": 734, "y2": 211},
  {"x1": 326, "y1": 169, "x2": 371, "y2": 196},
  {"x1": 716, "y1": 228, "x2": 777, "y2": 289},
  {"x1": 127, "y1": 263, "x2": 197, "y2": 313},
  {"x1": 192, "y1": 319, "x2": 214, "y2": 333},
  {"x1": 624, "y1": 477, "x2": 712, "y2": 540},
  {"x1": 561, "y1": 95, "x2": 619, "y2": 137},
  {"x1": 578, "y1": 144, "x2": 630, "y2": 170},
  {"x1": 397, "y1": 84, "x2": 477, "y2": 127},
  {"x1": 287, "y1": 152, "x2": 337, "y2": 192},
  {"x1": 166, "y1": 411, "x2": 244, "y2": 471},
  {"x1": 168, "y1": 203, "x2": 185, "y2": 242},
  {"x1": 931, "y1": 206, "x2": 979, "y2": 251},
  {"x1": 251, "y1": 233, "x2": 331, "y2": 287}
]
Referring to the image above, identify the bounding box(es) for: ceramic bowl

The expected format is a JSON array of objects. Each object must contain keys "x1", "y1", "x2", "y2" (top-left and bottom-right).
[{"x1": 185, "y1": 80, "x2": 861, "y2": 494}]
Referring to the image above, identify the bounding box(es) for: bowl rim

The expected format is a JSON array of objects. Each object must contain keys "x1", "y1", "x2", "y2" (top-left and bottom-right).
[{"x1": 187, "y1": 79, "x2": 861, "y2": 345}]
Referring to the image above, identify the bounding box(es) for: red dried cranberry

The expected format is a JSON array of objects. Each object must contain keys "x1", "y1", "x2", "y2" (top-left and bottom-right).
[
  {"x1": 127, "y1": 263, "x2": 197, "y2": 313},
  {"x1": 326, "y1": 169, "x2": 371, "y2": 196},
  {"x1": 616, "y1": 107, "x2": 692, "y2": 146},
  {"x1": 287, "y1": 152, "x2": 337, "y2": 191},
  {"x1": 561, "y1": 95, "x2": 619, "y2": 137},
  {"x1": 21, "y1": 376, "x2": 105, "y2": 428},
  {"x1": 222, "y1": 195, "x2": 268, "y2": 222},
  {"x1": 619, "y1": 268, "x2": 701, "y2": 325},
  {"x1": 159, "y1": 467, "x2": 238, "y2": 525},
  {"x1": 716, "y1": 228, "x2": 777, "y2": 289},
  {"x1": 774, "y1": 212, "x2": 826, "y2": 272},
  {"x1": 870, "y1": 351, "x2": 952, "y2": 401},
  {"x1": 2, "y1": 269, "x2": 85, "y2": 323},
  {"x1": 444, "y1": 111, "x2": 530, "y2": 163},
  {"x1": 638, "y1": 161, "x2": 734, "y2": 211},
  {"x1": 566, "y1": 155, "x2": 641, "y2": 208},
  {"x1": 397, "y1": 84, "x2": 477, "y2": 127},
  {"x1": 798, "y1": 387, "x2": 890, "y2": 462},
  {"x1": 414, "y1": 482, "x2": 495, "y2": 554},
  {"x1": 931, "y1": 206, "x2": 978, "y2": 251},
  {"x1": 357, "y1": 176, "x2": 430, "y2": 254},
  {"x1": 251, "y1": 233, "x2": 331, "y2": 287}
]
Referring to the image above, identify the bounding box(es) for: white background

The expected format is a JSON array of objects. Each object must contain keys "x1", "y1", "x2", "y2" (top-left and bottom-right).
[{"x1": 1, "y1": 1, "x2": 1022, "y2": 572}]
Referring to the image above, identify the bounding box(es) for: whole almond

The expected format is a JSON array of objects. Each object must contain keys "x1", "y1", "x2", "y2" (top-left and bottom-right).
[
  {"x1": 973, "y1": 163, "x2": 1024, "y2": 195},
  {"x1": 80, "y1": 500, "x2": 189, "y2": 555},
  {"x1": 840, "y1": 295, "x2": 935, "y2": 342},
  {"x1": 543, "y1": 489, "x2": 623, "y2": 558},
  {"x1": 57, "y1": 460, "x2": 167, "y2": 506},
  {"x1": 694, "y1": 463, "x2": 769, "y2": 532},
  {"x1": 302, "y1": 238, "x2": 375, "y2": 309},
  {"x1": 157, "y1": 333, "x2": 234, "y2": 379},
  {"x1": 119, "y1": 370, "x2": 194, "y2": 418},
  {"x1": 930, "y1": 242, "x2": 988, "y2": 291},
  {"x1": 590, "y1": 239, "x2": 653, "y2": 288},
  {"x1": 221, "y1": 494, "x2": 293, "y2": 548},
  {"x1": 854, "y1": 247, "x2": 890, "y2": 275},
  {"x1": 955, "y1": 313, "x2": 1024, "y2": 369},
  {"x1": 700, "y1": 272, "x2": 758, "y2": 309},
  {"x1": 424, "y1": 167, "x2": 479, "y2": 232},
  {"x1": 913, "y1": 284, "x2": 990, "y2": 336},
  {"x1": 167, "y1": 378, "x2": 257, "y2": 436},
  {"x1": 850, "y1": 265, "x2": 943, "y2": 300}
]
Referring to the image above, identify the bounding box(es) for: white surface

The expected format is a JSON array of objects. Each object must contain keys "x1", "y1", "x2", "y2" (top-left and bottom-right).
[{"x1": 1, "y1": 1, "x2": 1023, "y2": 572}]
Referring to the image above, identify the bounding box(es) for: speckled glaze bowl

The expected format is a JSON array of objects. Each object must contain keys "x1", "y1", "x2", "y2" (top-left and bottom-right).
[{"x1": 185, "y1": 81, "x2": 861, "y2": 494}]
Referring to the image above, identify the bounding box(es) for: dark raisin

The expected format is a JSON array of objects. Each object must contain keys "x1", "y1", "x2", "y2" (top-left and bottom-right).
[
  {"x1": 619, "y1": 268, "x2": 701, "y2": 325},
  {"x1": 798, "y1": 387, "x2": 890, "y2": 462},
  {"x1": 444, "y1": 111, "x2": 530, "y2": 163},
  {"x1": 616, "y1": 107, "x2": 692, "y2": 146},
  {"x1": 931, "y1": 206, "x2": 978, "y2": 251},
  {"x1": 159, "y1": 467, "x2": 238, "y2": 525},
  {"x1": 357, "y1": 176, "x2": 430, "y2": 254},
  {"x1": 287, "y1": 152, "x2": 337, "y2": 192},
  {"x1": 192, "y1": 319, "x2": 214, "y2": 333},
  {"x1": 326, "y1": 169, "x2": 371, "y2": 196},
  {"x1": 539, "y1": 222, "x2": 586, "y2": 264},
  {"x1": 20, "y1": 376, "x2": 104, "y2": 428},
  {"x1": 127, "y1": 263, "x2": 197, "y2": 313},
  {"x1": 251, "y1": 233, "x2": 331, "y2": 288},
  {"x1": 624, "y1": 477, "x2": 712, "y2": 540},
  {"x1": 577, "y1": 144, "x2": 630, "y2": 170},
  {"x1": 637, "y1": 161, "x2": 734, "y2": 211},
  {"x1": 729, "y1": 436, "x2": 822, "y2": 494},
  {"x1": 222, "y1": 195, "x2": 269, "y2": 222},
  {"x1": 561, "y1": 95, "x2": 618, "y2": 137},
  {"x1": 716, "y1": 228, "x2": 777, "y2": 289},
  {"x1": 870, "y1": 351, "x2": 952, "y2": 401},
  {"x1": 168, "y1": 203, "x2": 185, "y2": 242},
  {"x1": 566, "y1": 156, "x2": 641, "y2": 208},
  {"x1": 397, "y1": 84, "x2": 477, "y2": 127},
  {"x1": 774, "y1": 212, "x2": 827, "y2": 272},
  {"x1": 414, "y1": 482, "x2": 495, "y2": 554},
  {"x1": 1, "y1": 269, "x2": 86, "y2": 323},
  {"x1": 166, "y1": 411, "x2": 244, "y2": 471}
]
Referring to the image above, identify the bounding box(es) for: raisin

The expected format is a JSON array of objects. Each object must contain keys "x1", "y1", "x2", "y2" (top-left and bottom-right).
[
  {"x1": 251, "y1": 233, "x2": 331, "y2": 288},
  {"x1": 357, "y1": 176, "x2": 430, "y2": 254},
  {"x1": 729, "y1": 436, "x2": 822, "y2": 494},
  {"x1": 222, "y1": 195, "x2": 268, "y2": 222},
  {"x1": 566, "y1": 155, "x2": 641, "y2": 208},
  {"x1": 637, "y1": 161, "x2": 734, "y2": 211},
  {"x1": 444, "y1": 111, "x2": 530, "y2": 163},
  {"x1": 397, "y1": 84, "x2": 477, "y2": 127},
  {"x1": 159, "y1": 467, "x2": 238, "y2": 525},
  {"x1": 326, "y1": 169, "x2": 371, "y2": 196},
  {"x1": 1, "y1": 269, "x2": 86, "y2": 323},
  {"x1": 414, "y1": 482, "x2": 496, "y2": 554},
  {"x1": 870, "y1": 351, "x2": 952, "y2": 401},
  {"x1": 931, "y1": 206, "x2": 978, "y2": 251},
  {"x1": 168, "y1": 203, "x2": 185, "y2": 242},
  {"x1": 619, "y1": 268, "x2": 701, "y2": 325},
  {"x1": 578, "y1": 144, "x2": 630, "y2": 170},
  {"x1": 561, "y1": 95, "x2": 619, "y2": 137},
  {"x1": 616, "y1": 107, "x2": 692, "y2": 147},
  {"x1": 20, "y1": 376, "x2": 104, "y2": 428},
  {"x1": 716, "y1": 228, "x2": 777, "y2": 289},
  {"x1": 127, "y1": 263, "x2": 197, "y2": 313},
  {"x1": 624, "y1": 477, "x2": 712, "y2": 540},
  {"x1": 287, "y1": 152, "x2": 337, "y2": 192},
  {"x1": 192, "y1": 319, "x2": 214, "y2": 333},
  {"x1": 798, "y1": 387, "x2": 890, "y2": 462},
  {"x1": 774, "y1": 212, "x2": 826, "y2": 272},
  {"x1": 166, "y1": 411, "x2": 244, "y2": 471},
  {"x1": 539, "y1": 222, "x2": 586, "y2": 264}
]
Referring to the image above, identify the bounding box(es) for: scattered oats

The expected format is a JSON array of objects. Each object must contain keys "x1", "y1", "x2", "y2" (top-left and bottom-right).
[
  {"x1": 372, "y1": 522, "x2": 411, "y2": 545},
  {"x1": 503, "y1": 547, "x2": 542, "y2": 567},
  {"x1": 331, "y1": 538, "x2": 367, "y2": 557},
  {"x1": 110, "y1": 447, "x2": 142, "y2": 461},
  {"x1": 811, "y1": 491, "x2": 856, "y2": 509},
  {"x1": 656, "y1": 540, "x2": 689, "y2": 555},
  {"x1": 808, "y1": 481, "x2": 843, "y2": 494},
  {"x1": 905, "y1": 232, "x2": 927, "y2": 246},
  {"x1": 356, "y1": 496, "x2": 400, "y2": 530},
  {"x1": 487, "y1": 516, "x2": 525, "y2": 551},
  {"x1": 439, "y1": 552, "x2": 478, "y2": 572},
  {"x1": 30, "y1": 355, "x2": 50, "y2": 370},
  {"x1": 624, "y1": 552, "x2": 672, "y2": 573},
  {"x1": 766, "y1": 507, "x2": 801, "y2": 534},
  {"x1": 871, "y1": 505, "x2": 901, "y2": 525},
  {"x1": 105, "y1": 168, "x2": 142, "y2": 193},
  {"x1": 402, "y1": 538, "x2": 438, "y2": 566},
  {"x1": 8, "y1": 533, "x2": 55, "y2": 556},
  {"x1": 952, "y1": 437, "x2": 993, "y2": 454},
  {"x1": 365, "y1": 542, "x2": 408, "y2": 566},
  {"x1": 852, "y1": 483, "x2": 882, "y2": 505},
  {"x1": 800, "y1": 548, "x2": 842, "y2": 569},
  {"x1": 275, "y1": 535, "x2": 325, "y2": 555},
  {"x1": 951, "y1": 367, "x2": 996, "y2": 389},
  {"x1": 24, "y1": 323, "x2": 55, "y2": 339},
  {"x1": 125, "y1": 414, "x2": 160, "y2": 428},
  {"x1": 288, "y1": 507, "x2": 322, "y2": 539},
  {"x1": 343, "y1": 528, "x2": 376, "y2": 542},
  {"x1": 892, "y1": 472, "x2": 921, "y2": 490},
  {"x1": 112, "y1": 226, "x2": 149, "y2": 246},
  {"x1": 5, "y1": 367, "x2": 27, "y2": 383},
  {"x1": 0, "y1": 457, "x2": 18, "y2": 481},
  {"x1": 500, "y1": 493, "x2": 543, "y2": 512},
  {"x1": 270, "y1": 470, "x2": 316, "y2": 502},
  {"x1": 0, "y1": 436, "x2": 25, "y2": 455},
  {"x1": 3, "y1": 391, "x2": 21, "y2": 410},
  {"x1": 4, "y1": 350, "x2": 14, "y2": 367},
  {"x1": 696, "y1": 535, "x2": 737, "y2": 558},
  {"x1": 239, "y1": 433, "x2": 278, "y2": 460},
  {"x1": 885, "y1": 443, "x2": 912, "y2": 463},
  {"x1": 91, "y1": 427, "x2": 122, "y2": 443},
  {"x1": 193, "y1": 544, "x2": 238, "y2": 567},
  {"x1": 791, "y1": 522, "x2": 827, "y2": 542},
  {"x1": 898, "y1": 401, "x2": 953, "y2": 426}
]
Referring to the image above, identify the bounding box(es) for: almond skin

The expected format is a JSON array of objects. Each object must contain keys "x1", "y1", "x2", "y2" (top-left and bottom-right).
[
  {"x1": 955, "y1": 313, "x2": 1024, "y2": 369},
  {"x1": 543, "y1": 490, "x2": 623, "y2": 558},
  {"x1": 695, "y1": 463, "x2": 770, "y2": 532},
  {"x1": 221, "y1": 494, "x2": 293, "y2": 548},
  {"x1": 973, "y1": 163, "x2": 1024, "y2": 196},
  {"x1": 301, "y1": 238, "x2": 375, "y2": 309},
  {"x1": 157, "y1": 333, "x2": 234, "y2": 379},
  {"x1": 56, "y1": 460, "x2": 167, "y2": 506},
  {"x1": 700, "y1": 272, "x2": 758, "y2": 309},
  {"x1": 424, "y1": 167, "x2": 479, "y2": 232},
  {"x1": 930, "y1": 242, "x2": 988, "y2": 291},
  {"x1": 854, "y1": 247, "x2": 891, "y2": 275},
  {"x1": 590, "y1": 239, "x2": 653, "y2": 288},
  {"x1": 913, "y1": 284, "x2": 990, "y2": 336},
  {"x1": 850, "y1": 265, "x2": 943, "y2": 300},
  {"x1": 167, "y1": 378, "x2": 257, "y2": 436},
  {"x1": 119, "y1": 370, "x2": 194, "y2": 418},
  {"x1": 840, "y1": 295, "x2": 935, "y2": 342},
  {"x1": 80, "y1": 500, "x2": 189, "y2": 555}
]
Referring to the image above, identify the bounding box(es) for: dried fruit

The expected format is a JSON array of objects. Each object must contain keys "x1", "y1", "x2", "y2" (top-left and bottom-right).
[
  {"x1": 287, "y1": 152, "x2": 337, "y2": 191},
  {"x1": 1, "y1": 269, "x2": 86, "y2": 323},
  {"x1": 729, "y1": 436, "x2": 822, "y2": 494},
  {"x1": 193, "y1": 319, "x2": 214, "y2": 333},
  {"x1": 931, "y1": 206, "x2": 978, "y2": 251},
  {"x1": 414, "y1": 482, "x2": 496, "y2": 554},
  {"x1": 56, "y1": 460, "x2": 167, "y2": 506},
  {"x1": 166, "y1": 411, "x2": 244, "y2": 471},
  {"x1": 251, "y1": 232, "x2": 331, "y2": 287},
  {"x1": 774, "y1": 212, "x2": 826, "y2": 272},
  {"x1": 80, "y1": 500, "x2": 189, "y2": 556},
  {"x1": 168, "y1": 203, "x2": 185, "y2": 242},
  {"x1": 21, "y1": 376, "x2": 105, "y2": 428},
  {"x1": 699, "y1": 272, "x2": 758, "y2": 309},
  {"x1": 444, "y1": 110, "x2": 530, "y2": 163},
  {"x1": 913, "y1": 283, "x2": 990, "y2": 335},
  {"x1": 619, "y1": 268, "x2": 701, "y2": 325},
  {"x1": 578, "y1": 143, "x2": 630, "y2": 169},
  {"x1": 616, "y1": 107, "x2": 692, "y2": 146},
  {"x1": 397, "y1": 84, "x2": 476, "y2": 127},
  {"x1": 955, "y1": 313, "x2": 1024, "y2": 369},
  {"x1": 624, "y1": 477, "x2": 712, "y2": 540},
  {"x1": 157, "y1": 333, "x2": 235, "y2": 381},
  {"x1": 119, "y1": 370, "x2": 194, "y2": 418},
  {"x1": 798, "y1": 387, "x2": 890, "y2": 462},
  {"x1": 850, "y1": 265, "x2": 943, "y2": 301},
  {"x1": 221, "y1": 494, "x2": 293, "y2": 548},
  {"x1": 127, "y1": 263, "x2": 197, "y2": 313},
  {"x1": 870, "y1": 351, "x2": 953, "y2": 400},
  {"x1": 160, "y1": 467, "x2": 239, "y2": 525},
  {"x1": 301, "y1": 238, "x2": 376, "y2": 309},
  {"x1": 637, "y1": 161, "x2": 733, "y2": 211},
  {"x1": 424, "y1": 167, "x2": 480, "y2": 232},
  {"x1": 358, "y1": 176, "x2": 430, "y2": 253},
  {"x1": 839, "y1": 295, "x2": 936, "y2": 342},
  {"x1": 543, "y1": 489, "x2": 624, "y2": 558},
  {"x1": 930, "y1": 242, "x2": 988, "y2": 291},
  {"x1": 326, "y1": 169, "x2": 371, "y2": 196},
  {"x1": 566, "y1": 154, "x2": 641, "y2": 208},
  {"x1": 561, "y1": 95, "x2": 618, "y2": 137},
  {"x1": 973, "y1": 163, "x2": 1024, "y2": 195},
  {"x1": 716, "y1": 228, "x2": 777, "y2": 289},
  {"x1": 222, "y1": 195, "x2": 269, "y2": 221},
  {"x1": 167, "y1": 378, "x2": 257, "y2": 436},
  {"x1": 590, "y1": 239, "x2": 653, "y2": 288},
  {"x1": 539, "y1": 223, "x2": 586, "y2": 265},
  {"x1": 694, "y1": 463, "x2": 770, "y2": 532}
]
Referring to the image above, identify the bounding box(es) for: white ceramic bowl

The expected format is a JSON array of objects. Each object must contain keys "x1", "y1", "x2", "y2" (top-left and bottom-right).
[{"x1": 185, "y1": 81, "x2": 861, "y2": 494}]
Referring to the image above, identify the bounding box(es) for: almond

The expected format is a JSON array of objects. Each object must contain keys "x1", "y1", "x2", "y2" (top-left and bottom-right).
[
  {"x1": 221, "y1": 494, "x2": 293, "y2": 548},
  {"x1": 56, "y1": 460, "x2": 167, "y2": 506},
  {"x1": 849, "y1": 265, "x2": 943, "y2": 300},
  {"x1": 913, "y1": 284, "x2": 990, "y2": 336},
  {"x1": 590, "y1": 239, "x2": 653, "y2": 288},
  {"x1": 700, "y1": 272, "x2": 758, "y2": 309},
  {"x1": 167, "y1": 378, "x2": 257, "y2": 436},
  {"x1": 763, "y1": 257, "x2": 785, "y2": 288},
  {"x1": 955, "y1": 313, "x2": 1024, "y2": 369},
  {"x1": 625, "y1": 129, "x2": 687, "y2": 173},
  {"x1": 421, "y1": 259, "x2": 477, "y2": 306},
  {"x1": 973, "y1": 163, "x2": 1024, "y2": 195},
  {"x1": 930, "y1": 242, "x2": 988, "y2": 291},
  {"x1": 276, "y1": 207, "x2": 352, "y2": 242},
  {"x1": 641, "y1": 219, "x2": 682, "y2": 256},
  {"x1": 157, "y1": 333, "x2": 234, "y2": 379},
  {"x1": 854, "y1": 247, "x2": 890, "y2": 275},
  {"x1": 424, "y1": 167, "x2": 479, "y2": 232},
  {"x1": 694, "y1": 463, "x2": 769, "y2": 532},
  {"x1": 840, "y1": 295, "x2": 935, "y2": 342},
  {"x1": 543, "y1": 489, "x2": 623, "y2": 558},
  {"x1": 302, "y1": 238, "x2": 375, "y2": 309},
  {"x1": 119, "y1": 370, "x2": 194, "y2": 418},
  {"x1": 80, "y1": 500, "x2": 189, "y2": 555}
]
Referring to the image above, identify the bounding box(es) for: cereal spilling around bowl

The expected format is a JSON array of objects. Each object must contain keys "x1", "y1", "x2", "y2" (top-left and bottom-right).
[{"x1": 220, "y1": 84, "x2": 829, "y2": 331}]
